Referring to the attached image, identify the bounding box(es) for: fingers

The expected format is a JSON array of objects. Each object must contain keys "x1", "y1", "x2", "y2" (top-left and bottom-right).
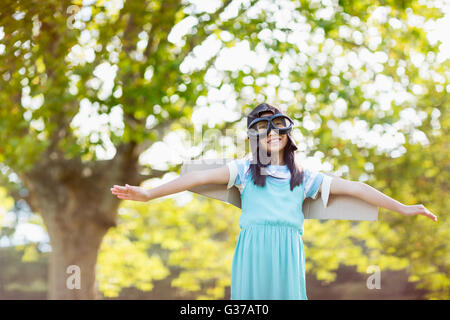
[
  {"x1": 111, "y1": 189, "x2": 127, "y2": 195},
  {"x1": 112, "y1": 191, "x2": 128, "y2": 197},
  {"x1": 423, "y1": 210, "x2": 437, "y2": 222},
  {"x1": 111, "y1": 189, "x2": 130, "y2": 199},
  {"x1": 111, "y1": 185, "x2": 128, "y2": 192},
  {"x1": 111, "y1": 185, "x2": 131, "y2": 198},
  {"x1": 418, "y1": 205, "x2": 437, "y2": 222}
]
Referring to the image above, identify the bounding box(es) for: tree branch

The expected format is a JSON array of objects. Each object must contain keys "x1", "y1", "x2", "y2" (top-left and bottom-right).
[
  {"x1": 131, "y1": 118, "x2": 176, "y2": 158},
  {"x1": 137, "y1": 168, "x2": 173, "y2": 181}
]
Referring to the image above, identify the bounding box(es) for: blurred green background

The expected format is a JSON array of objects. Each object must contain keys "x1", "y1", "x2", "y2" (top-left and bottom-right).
[{"x1": 0, "y1": 0, "x2": 448, "y2": 299}]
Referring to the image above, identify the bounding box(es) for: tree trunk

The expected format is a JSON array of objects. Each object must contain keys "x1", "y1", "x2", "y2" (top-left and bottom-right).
[
  {"x1": 19, "y1": 143, "x2": 144, "y2": 299},
  {"x1": 46, "y1": 218, "x2": 108, "y2": 300}
]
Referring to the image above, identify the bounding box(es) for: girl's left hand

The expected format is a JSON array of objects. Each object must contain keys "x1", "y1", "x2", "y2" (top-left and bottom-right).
[
  {"x1": 111, "y1": 184, "x2": 150, "y2": 202},
  {"x1": 401, "y1": 204, "x2": 437, "y2": 222}
]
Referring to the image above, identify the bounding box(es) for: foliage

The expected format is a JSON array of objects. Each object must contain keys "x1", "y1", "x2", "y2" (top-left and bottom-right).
[
  {"x1": 0, "y1": 187, "x2": 15, "y2": 234},
  {"x1": 0, "y1": 0, "x2": 448, "y2": 299},
  {"x1": 98, "y1": 194, "x2": 240, "y2": 299}
]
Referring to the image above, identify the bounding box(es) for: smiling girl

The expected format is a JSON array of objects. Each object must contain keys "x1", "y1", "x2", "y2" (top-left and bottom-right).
[{"x1": 111, "y1": 103, "x2": 437, "y2": 300}]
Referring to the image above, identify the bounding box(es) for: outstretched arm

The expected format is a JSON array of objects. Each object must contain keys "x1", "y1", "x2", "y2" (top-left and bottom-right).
[
  {"x1": 321, "y1": 177, "x2": 437, "y2": 222},
  {"x1": 111, "y1": 165, "x2": 230, "y2": 202}
]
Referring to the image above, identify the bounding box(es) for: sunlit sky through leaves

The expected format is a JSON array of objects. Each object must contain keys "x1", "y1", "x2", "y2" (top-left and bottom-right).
[{"x1": 65, "y1": 0, "x2": 450, "y2": 171}]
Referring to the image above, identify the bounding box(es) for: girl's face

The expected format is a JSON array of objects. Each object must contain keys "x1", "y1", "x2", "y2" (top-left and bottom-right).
[{"x1": 257, "y1": 111, "x2": 288, "y2": 154}]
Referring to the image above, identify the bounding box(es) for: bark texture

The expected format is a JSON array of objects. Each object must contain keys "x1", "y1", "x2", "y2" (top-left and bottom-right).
[{"x1": 19, "y1": 142, "x2": 147, "y2": 299}]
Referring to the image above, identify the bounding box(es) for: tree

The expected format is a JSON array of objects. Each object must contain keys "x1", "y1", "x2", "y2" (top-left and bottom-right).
[
  {"x1": 97, "y1": 0, "x2": 449, "y2": 299},
  {"x1": 0, "y1": 0, "x2": 255, "y2": 299},
  {"x1": 0, "y1": 0, "x2": 447, "y2": 299}
]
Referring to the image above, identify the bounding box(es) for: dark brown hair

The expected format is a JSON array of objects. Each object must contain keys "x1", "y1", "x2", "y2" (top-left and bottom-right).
[{"x1": 247, "y1": 103, "x2": 304, "y2": 191}]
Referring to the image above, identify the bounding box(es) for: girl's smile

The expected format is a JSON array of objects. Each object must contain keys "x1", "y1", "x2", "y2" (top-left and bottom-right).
[
  {"x1": 267, "y1": 136, "x2": 282, "y2": 145},
  {"x1": 262, "y1": 133, "x2": 287, "y2": 151}
]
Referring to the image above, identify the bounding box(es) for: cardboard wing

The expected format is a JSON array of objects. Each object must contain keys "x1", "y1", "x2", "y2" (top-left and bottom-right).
[{"x1": 180, "y1": 158, "x2": 378, "y2": 221}]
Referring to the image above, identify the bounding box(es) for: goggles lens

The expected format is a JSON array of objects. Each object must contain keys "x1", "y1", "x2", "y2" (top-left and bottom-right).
[
  {"x1": 249, "y1": 120, "x2": 269, "y2": 134},
  {"x1": 272, "y1": 116, "x2": 288, "y2": 129},
  {"x1": 248, "y1": 115, "x2": 291, "y2": 136}
]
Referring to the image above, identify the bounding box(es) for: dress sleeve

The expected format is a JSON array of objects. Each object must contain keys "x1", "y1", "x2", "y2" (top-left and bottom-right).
[
  {"x1": 226, "y1": 158, "x2": 250, "y2": 192},
  {"x1": 303, "y1": 169, "x2": 333, "y2": 208}
]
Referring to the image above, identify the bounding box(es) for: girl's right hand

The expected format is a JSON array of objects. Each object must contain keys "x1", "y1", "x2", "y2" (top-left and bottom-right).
[{"x1": 110, "y1": 184, "x2": 150, "y2": 202}]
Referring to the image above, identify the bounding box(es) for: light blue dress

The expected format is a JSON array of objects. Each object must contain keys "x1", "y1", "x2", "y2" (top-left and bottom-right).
[{"x1": 227, "y1": 159, "x2": 324, "y2": 300}]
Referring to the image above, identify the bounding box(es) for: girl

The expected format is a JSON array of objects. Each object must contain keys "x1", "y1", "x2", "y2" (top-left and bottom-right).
[{"x1": 110, "y1": 103, "x2": 437, "y2": 300}]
